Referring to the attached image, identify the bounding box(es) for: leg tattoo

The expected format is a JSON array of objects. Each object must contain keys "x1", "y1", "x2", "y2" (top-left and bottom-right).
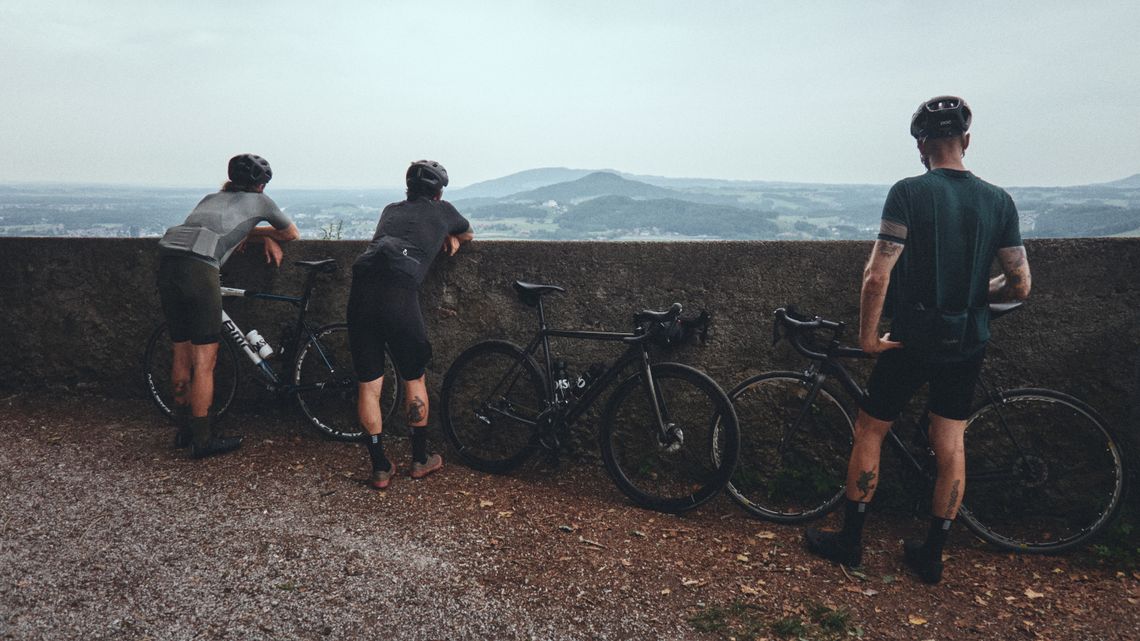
[
  {"x1": 407, "y1": 396, "x2": 426, "y2": 425},
  {"x1": 856, "y1": 470, "x2": 877, "y2": 501},
  {"x1": 946, "y1": 479, "x2": 960, "y2": 519}
]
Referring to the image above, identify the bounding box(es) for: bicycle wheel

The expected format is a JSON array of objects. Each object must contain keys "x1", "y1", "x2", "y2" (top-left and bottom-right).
[
  {"x1": 294, "y1": 323, "x2": 399, "y2": 441},
  {"x1": 142, "y1": 322, "x2": 239, "y2": 422},
  {"x1": 726, "y1": 372, "x2": 854, "y2": 523},
  {"x1": 600, "y1": 362, "x2": 739, "y2": 514},
  {"x1": 440, "y1": 340, "x2": 545, "y2": 473},
  {"x1": 958, "y1": 389, "x2": 1127, "y2": 553}
]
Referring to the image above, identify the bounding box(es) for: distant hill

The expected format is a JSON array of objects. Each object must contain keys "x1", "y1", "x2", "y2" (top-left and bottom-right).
[
  {"x1": 1101, "y1": 173, "x2": 1140, "y2": 188},
  {"x1": 449, "y1": 167, "x2": 603, "y2": 199},
  {"x1": 561, "y1": 195, "x2": 779, "y2": 238},
  {"x1": 503, "y1": 171, "x2": 679, "y2": 204}
]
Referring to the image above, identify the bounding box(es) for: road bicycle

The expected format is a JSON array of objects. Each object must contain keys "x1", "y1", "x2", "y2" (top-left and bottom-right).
[
  {"x1": 725, "y1": 304, "x2": 1127, "y2": 553},
  {"x1": 440, "y1": 281, "x2": 740, "y2": 514},
  {"x1": 143, "y1": 258, "x2": 399, "y2": 441}
]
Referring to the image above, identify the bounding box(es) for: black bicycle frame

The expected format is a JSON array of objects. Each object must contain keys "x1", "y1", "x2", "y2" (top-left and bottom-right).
[
  {"x1": 795, "y1": 347, "x2": 1030, "y2": 485},
  {"x1": 220, "y1": 267, "x2": 338, "y2": 394},
  {"x1": 517, "y1": 296, "x2": 670, "y2": 437}
]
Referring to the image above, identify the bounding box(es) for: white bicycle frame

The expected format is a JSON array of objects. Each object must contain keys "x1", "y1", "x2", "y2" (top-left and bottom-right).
[{"x1": 220, "y1": 286, "x2": 280, "y2": 382}]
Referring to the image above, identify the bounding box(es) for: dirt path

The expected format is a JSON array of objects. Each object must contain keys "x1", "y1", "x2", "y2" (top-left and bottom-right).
[{"x1": 0, "y1": 393, "x2": 1135, "y2": 641}]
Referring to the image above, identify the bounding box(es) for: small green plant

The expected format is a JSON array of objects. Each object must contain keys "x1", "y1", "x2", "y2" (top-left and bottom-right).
[
  {"x1": 688, "y1": 605, "x2": 729, "y2": 633},
  {"x1": 1080, "y1": 509, "x2": 1138, "y2": 569},
  {"x1": 319, "y1": 219, "x2": 344, "y2": 240},
  {"x1": 808, "y1": 602, "x2": 851, "y2": 633},
  {"x1": 771, "y1": 615, "x2": 807, "y2": 637}
]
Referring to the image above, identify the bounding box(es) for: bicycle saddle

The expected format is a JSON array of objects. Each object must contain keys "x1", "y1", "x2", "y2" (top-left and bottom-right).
[
  {"x1": 634, "y1": 303, "x2": 682, "y2": 324},
  {"x1": 513, "y1": 281, "x2": 565, "y2": 307},
  {"x1": 295, "y1": 259, "x2": 338, "y2": 273}
]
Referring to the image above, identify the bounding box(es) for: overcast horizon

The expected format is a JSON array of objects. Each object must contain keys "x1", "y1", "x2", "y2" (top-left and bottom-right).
[{"x1": 2, "y1": 1, "x2": 1137, "y2": 190}]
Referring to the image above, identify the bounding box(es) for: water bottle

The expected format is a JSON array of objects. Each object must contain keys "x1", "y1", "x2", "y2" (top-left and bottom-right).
[{"x1": 245, "y1": 329, "x2": 274, "y2": 360}]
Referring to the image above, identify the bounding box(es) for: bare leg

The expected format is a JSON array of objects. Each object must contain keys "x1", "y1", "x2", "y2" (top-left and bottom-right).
[
  {"x1": 845, "y1": 410, "x2": 893, "y2": 503},
  {"x1": 189, "y1": 343, "x2": 219, "y2": 418},
  {"x1": 927, "y1": 412, "x2": 967, "y2": 519},
  {"x1": 171, "y1": 341, "x2": 193, "y2": 407},
  {"x1": 404, "y1": 375, "x2": 429, "y2": 427},
  {"x1": 357, "y1": 376, "x2": 385, "y2": 436}
]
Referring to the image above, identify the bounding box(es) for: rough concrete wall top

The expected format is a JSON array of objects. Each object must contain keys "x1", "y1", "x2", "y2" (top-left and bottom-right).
[{"x1": 1, "y1": 237, "x2": 1137, "y2": 452}]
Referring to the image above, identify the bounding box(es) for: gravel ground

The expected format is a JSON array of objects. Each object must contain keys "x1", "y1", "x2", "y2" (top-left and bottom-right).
[{"x1": 1, "y1": 393, "x2": 1136, "y2": 641}]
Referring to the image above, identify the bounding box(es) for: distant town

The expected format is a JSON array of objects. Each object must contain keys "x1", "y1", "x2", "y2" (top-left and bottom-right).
[{"x1": 2, "y1": 169, "x2": 1138, "y2": 241}]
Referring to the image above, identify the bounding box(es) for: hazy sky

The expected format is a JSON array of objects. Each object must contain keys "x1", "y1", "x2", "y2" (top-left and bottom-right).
[{"x1": 1, "y1": 1, "x2": 1136, "y2": 189}]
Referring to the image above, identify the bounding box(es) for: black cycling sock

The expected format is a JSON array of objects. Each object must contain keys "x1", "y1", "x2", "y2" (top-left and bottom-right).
[
  {"x1": 923, "y1": 517, "x2": 953, "y2": 560},
  {"x1": 366, "y1": 433, "x2": 391, "y2": 472},
  {"x1": 840, "y1": 499, "x2": 870, "y2": 546},
  {"x1": 411, "y1": 427, "x2": 428, "y2": 464}
]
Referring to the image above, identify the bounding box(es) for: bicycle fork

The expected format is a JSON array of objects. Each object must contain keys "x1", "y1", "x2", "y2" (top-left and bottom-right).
[{"x1": 638, "y1": 348, "x2": 683, "y2": 452}]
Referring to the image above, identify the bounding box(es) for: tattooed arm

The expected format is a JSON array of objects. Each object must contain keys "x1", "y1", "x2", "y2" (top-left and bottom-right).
[
  {"x1": 859, "y1": 220, "x2": 907, "y2": 354},
  {"x1": 988, "y1": 246, "x2": 1031, "y2": 303}
]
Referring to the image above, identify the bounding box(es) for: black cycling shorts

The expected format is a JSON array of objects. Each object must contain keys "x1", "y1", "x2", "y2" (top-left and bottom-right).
[
  {"x1": 156, "y1": 255, "x2": 222, "y2": 345},
  {"x1": 346, "y1": 271, "x2": 432, "y2": 383},
  {"x1": 860, "y1": 347, "x2": 985, "y2": 422}
]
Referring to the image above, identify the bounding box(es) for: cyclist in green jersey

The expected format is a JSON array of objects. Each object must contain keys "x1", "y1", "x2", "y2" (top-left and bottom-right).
[
  {"x1": 156, "y1": 154, "x2": 300, "y2": 458},
  {"x1": 804, "y1": 97, "x2": 1032, "y2": 583}
]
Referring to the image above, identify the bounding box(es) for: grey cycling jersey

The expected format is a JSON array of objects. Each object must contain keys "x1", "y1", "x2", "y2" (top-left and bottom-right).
[{"x1": 158, "y1": 192, "x2": 293, "y2": 268}]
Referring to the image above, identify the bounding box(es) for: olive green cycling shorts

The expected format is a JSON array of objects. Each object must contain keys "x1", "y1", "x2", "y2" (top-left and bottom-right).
[{"x1": 156, "y1": 255, "x2": 222, "y2": 345}]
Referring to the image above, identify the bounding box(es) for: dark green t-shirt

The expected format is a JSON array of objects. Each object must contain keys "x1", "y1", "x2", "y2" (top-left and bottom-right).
[{"x1": 880, "y1": 168, "x2": 1022, "y2": 360}]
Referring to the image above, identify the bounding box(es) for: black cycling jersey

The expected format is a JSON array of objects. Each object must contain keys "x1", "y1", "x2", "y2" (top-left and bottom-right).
[{"x1": 353, "y1": 197, "x2": 471, "y2": 288}]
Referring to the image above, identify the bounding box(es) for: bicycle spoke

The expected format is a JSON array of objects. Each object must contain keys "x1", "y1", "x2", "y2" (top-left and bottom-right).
[
  {"x1": 960, "y1": 390, "x2": 1125, "y2": 552},
  {"x1": 441, "y1": 341, "x2": 544, "y2": 473}
]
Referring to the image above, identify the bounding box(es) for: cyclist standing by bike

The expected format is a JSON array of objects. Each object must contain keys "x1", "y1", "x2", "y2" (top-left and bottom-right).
[
  {"x1": 347, "y1": 160, "x2": 473, "y2": 489},
  {"x1": 156, "y1": 154, "x2": 300, "y2": 458},
  {"x1": 804, "y1": 97, "x2": 1032, "y2": 583}
]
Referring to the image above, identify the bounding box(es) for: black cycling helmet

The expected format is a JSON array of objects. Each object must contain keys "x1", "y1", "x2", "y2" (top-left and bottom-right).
[
  {"x1": 406, "y1": 160, "x2": 449, "y2": 189},
  {"x1": 910, "y1": 96, "x2": 972, "y2": 140},
  {"x1": 228, "y1": 154, "x2": 273, "y2": 186}
]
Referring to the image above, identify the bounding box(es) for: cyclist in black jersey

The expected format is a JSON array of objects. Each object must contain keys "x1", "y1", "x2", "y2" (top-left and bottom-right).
[
  {"x1": 804, "y1": 97, "x2": 1032, "y2": 583},
  {"x1": 156, "y1": 154, "x2": 300, "y2": 458},
  {"x1": 347, "y1": 160, "x2": 473, "y2": 489}
]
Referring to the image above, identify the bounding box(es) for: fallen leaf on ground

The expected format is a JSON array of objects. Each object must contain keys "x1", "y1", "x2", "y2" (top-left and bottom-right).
[
  {"x1": 974, "y1": 596, "x2": 988, "y2": 606},
  {"x1": 756, "y1": 531, "x2": 777, "y2": 539},
  {"x1": 1025, "y1": 588, "x2": 1045, "y2": 600},
  {"x1": 740, "y1": 585, "x2": 760, "y2": 595},
  {"x1": 908, "y1": 615, "x2": 928, "y2": 625},
  {"x1": 497, "y1": 511, "x2": 513, "y2": 518},
  {"x1": 479, "y1": 499, "x2": 493, "y2": 508},
  {"x1": 736, "y1": 554, "x2": 750, "y2": 562},
  {"x1": 660, "y1": 588, "x2": 671, "y2": 595}
]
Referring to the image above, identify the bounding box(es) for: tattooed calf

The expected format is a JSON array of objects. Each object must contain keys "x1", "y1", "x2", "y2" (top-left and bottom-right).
[
  {"x1": 856, "y1": 470, "x2": 877, "y2": 501},
  {"x1": 407, "y1": 396, "x2": 427, "y2": 424}
]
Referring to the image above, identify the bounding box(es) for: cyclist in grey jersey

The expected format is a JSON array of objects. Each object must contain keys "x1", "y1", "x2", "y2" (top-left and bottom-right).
[
  {"x1": 156, "y1": 154, "x2": 300, "y2": 458},
  {"x1": 158, "y1": 190, "x2": 295, "y2": 267}
]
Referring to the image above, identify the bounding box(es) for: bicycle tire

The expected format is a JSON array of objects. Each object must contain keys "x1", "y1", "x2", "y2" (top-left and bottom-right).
[
  {"x1": 294, "y1": 323, "x2": 399, "y2": 441},
  {"x1": 440, "y1": 340, "x2": 545, "y2": 474},
  {"x1": 958, "y1": 388, "x2": 1127, "y2": 553},
  {"x1": 599, "y1": 362, "x2": 739, "y2": 514},
  {"x1": 142, "y1": 322, "x2": 239, "y2": 423},
  {"x1": 725, "y1": 371, "x2": 854, "y2": 523}
]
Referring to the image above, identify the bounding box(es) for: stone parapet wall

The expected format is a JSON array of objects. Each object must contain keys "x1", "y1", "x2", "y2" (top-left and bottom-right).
[{"x1": 1, "y1": 238, "x2": 1137, "y2": 461}]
